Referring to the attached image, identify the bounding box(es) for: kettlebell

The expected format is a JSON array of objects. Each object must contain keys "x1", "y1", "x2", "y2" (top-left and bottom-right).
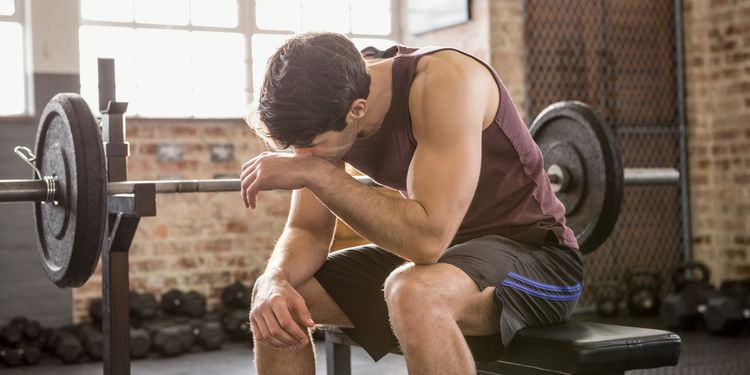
[
  {"x1": 595, "y1": 281, "x2": 623, "y2": 318},
  {"x1": 672, "y1": 262, "x2": 711, "y2": 292},
  {"x1": 626, "y1": 270, "x2": 661, "y2": 316}
]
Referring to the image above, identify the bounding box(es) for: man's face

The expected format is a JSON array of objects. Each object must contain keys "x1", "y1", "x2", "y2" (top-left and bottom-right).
[{"x1": 291, "y1": 122, "x2": 360, "y2": 162}]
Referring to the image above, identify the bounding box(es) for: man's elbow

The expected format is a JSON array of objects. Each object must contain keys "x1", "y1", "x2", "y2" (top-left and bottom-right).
[{"x1": 409, "y1": 237, "x2": 450, "y2": 265}]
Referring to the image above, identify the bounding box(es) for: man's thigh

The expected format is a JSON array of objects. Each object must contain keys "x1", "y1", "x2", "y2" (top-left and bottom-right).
[
  {"x1": 297, "y1": 277, "x2": 354, "y2": 328},
  {"x1": 436, "y1": 266, "x2": 500, "y2": 337},
  {"x1": 312, "y1": 245, "x2": 407, "y2": 360}
]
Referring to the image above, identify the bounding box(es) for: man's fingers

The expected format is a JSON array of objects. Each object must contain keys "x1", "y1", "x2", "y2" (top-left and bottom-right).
[
  {"x1": 240, "y1": 156, "x2": 263, "y2": 208},
  {"x1": 260, "y1": 309, "x2": 299, "y2": 348},
  {"x1": 241, "y1": 170, "x2": 258, "y2": 209},
  {"x1": 250, "y1": 317, "x2": 265, "y2": 342},
  {"x1": 271, "y1": 302, "x2": 309, "y2": 345},
  {"x1": 290, "y1": 295, "x2": 316, "y2": 328},
  {"x1": 251, "y1": 316, "x2": 281, "y2": 349},
  {"x1": 240, "y1": 156, "x2": 261, "y2": 180},
  {"x1": 245, "y1": 173, "x2": 261, "y2": 209}
]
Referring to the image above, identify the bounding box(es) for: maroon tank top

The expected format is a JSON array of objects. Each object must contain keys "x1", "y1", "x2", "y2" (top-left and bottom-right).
[{"x1": 344, "y1": 45, "x2": 578, "y2": 251}]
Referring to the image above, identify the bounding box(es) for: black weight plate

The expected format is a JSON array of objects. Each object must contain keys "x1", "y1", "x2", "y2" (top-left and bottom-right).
[
  {"x1": 33, "y1": 93, "x2": 107, "y2": 287},
  {"x1": 530, "y1": 101, "x2": 623, "y2": 254}
]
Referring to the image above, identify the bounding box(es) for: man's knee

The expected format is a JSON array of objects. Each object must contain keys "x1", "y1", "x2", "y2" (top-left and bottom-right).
[{"x1": 384, "y1": 264, "x2": 444, "y2": 316}]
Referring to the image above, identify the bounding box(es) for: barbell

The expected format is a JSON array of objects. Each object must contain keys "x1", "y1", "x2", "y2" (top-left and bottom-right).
[{"x1": 0, "y1": 93, "x2": 680, "y2": 288}]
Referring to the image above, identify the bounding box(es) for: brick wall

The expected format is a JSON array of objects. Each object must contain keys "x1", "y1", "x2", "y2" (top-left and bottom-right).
[
  {"x1": 489, "y1": 0, "x2": 526, "y2": 113},
  {"x1": 72, "y1": 119, "x2": 288, "y2": 322},
  {"x1": 684, "y1": 0, "x2": 750, "y2": 283}
]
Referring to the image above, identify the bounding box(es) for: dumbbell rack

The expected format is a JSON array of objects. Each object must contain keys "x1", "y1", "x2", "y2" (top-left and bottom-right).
[{"x1": 98, "y1": 58, "x2": 155, "y2": 375}]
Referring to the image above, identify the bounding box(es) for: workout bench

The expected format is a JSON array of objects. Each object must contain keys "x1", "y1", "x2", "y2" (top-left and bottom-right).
[{"x1": 320, "y1": 320, "x2": 681, "y2": 375}]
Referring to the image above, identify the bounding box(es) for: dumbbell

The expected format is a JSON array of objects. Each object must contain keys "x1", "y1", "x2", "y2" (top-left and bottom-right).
[
  {"x1": 161, "y1": 289, "x2": 207, "y2": 318},
  {"x1": 49, "y1": 328, "x2": 84, "y2": 364},
  {"x1": 222, "y1": 281, "x2": 252, "y2": 309},
  {"x1": 3, "y1": 345, "x2": 43, "y2": 366},
  {"x1": 595, "y1": 281, "x2": 623, "y2": 317},
  {"x1": 74, "y1": 324, "x2": 104, "y2": 361},
  {"x1": 163, "y1": 316, "x2": 224, "y2": 351},
  {"x1": 89, "y1": 293, "x2": 160, "y2": 327},
  {"x1": 38, "y1": 326, "x2": 54, "y2": 351},
  {"x1": 9, "y1": 317, "x2": 41, "y2": 342},
  {"x1": 188, "y1": 319, "x2": 225, "y2": 351},
  {"x1": 130, "y1": 291, "x2": 159, "y2": 326},
  {"x1": 222, "y1": 308, "x2": 252, "y2": 342},
  {"x1": 0, "y1": 324, "x2": 22, "y2": 347},
  {"x1": 170, "y1": 320, "x2": 196, "y2": 353},
  {"x1": 660, "y1": 262, "x2": 717, "y2": 329},
  {"x1": 704, "y1": 278, "x2": 750, "y2": 335},
  {"x1": 143, "y1": 319, "x2": 193, "y2": 356},
  {"x1": 626, "y1": 270, "x2": 662, "y2": 316},
  {"x1": 0, "y1": 346, "x2": 24, "y2": 367},
  {"x1": 21, "y1": 345, "x2": 43, "y2": 365},
  {"x1": 130, "y1": 328, "x2": 151, "y2": 359}
]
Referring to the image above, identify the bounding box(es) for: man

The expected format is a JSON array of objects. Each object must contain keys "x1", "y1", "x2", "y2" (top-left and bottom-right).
[{"x1": 241, "y1": 32, "x2": 583, "y2": 375}]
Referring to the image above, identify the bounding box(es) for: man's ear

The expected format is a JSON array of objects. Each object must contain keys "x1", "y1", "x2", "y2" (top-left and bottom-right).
[{"x1": 348, "y1": 99, "x2": 367, "y2": 120}]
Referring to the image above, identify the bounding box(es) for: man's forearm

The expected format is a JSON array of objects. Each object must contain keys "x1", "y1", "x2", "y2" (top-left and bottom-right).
[
  {"x1": 264, "y1": 227, "x2": 330, "y2": 287},
  {"x1": 307, "y1": 166, "x2": 448, "y2": 264}
]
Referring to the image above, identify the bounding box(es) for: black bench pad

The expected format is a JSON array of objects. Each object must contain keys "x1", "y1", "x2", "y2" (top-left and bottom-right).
[{"x1": 497, "y1": 321, "x2": 681, "y2": 374}]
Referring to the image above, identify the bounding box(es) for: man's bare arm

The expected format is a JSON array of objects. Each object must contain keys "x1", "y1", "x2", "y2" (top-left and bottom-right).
[
  {"x1": 248, "y1": 186, "x2": 336, "y2": 349},
  {"x1": 263, "y1": 187, "x2": 336, "y2": 287}
]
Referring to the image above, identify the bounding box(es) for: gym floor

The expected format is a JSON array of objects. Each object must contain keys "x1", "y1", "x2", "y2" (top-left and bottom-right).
[
  {"x1": 4, "y1": 314, "x2": 749, "y2": 375},
  {"x1": 2, "y1": 342, "x2": 407, "y2": 375}
]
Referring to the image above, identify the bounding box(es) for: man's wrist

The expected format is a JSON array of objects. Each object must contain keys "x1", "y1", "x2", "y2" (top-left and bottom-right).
[
  {"x1": 303, "y1": 157, "x2": 337, "y2": 192},
  {"x1": 263, "y1": 266, "x2": 289, "y2": 283}
]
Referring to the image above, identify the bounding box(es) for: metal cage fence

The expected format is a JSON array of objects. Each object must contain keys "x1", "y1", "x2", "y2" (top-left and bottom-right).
[{"x1": 522, "y1": 0, "x2": 690, "y2": 307}]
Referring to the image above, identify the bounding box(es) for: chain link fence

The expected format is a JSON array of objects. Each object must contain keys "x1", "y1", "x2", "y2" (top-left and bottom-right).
[{"x1": 523, "y1": 0, "x2": 689, "y2": 307}]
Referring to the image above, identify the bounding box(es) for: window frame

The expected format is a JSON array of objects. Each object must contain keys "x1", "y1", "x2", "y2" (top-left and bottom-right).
[
  {"x1": 78, "y1": 0, "x2": 400, "y2": 119},
  {"x1": 0, "y1": 0, "x2": 29, "y2": 119},
  {"x1": 0, "y1": 0, "x2": 21, "y2": 21}
]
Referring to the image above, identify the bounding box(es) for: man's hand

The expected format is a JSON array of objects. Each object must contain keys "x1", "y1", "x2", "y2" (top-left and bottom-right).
[
  {"x1": 240, "y1": 152, "x2": 325, "y2": 209},
  {"x1": 250, "y1": 273, "x2": 316, "y2": 350}
]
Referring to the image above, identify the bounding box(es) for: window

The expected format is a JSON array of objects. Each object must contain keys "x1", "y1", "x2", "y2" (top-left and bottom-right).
[
  {"x1": 0, "y1": 0, "x2": 26, "y2": 116},
  {"x1": 252, "y1": 0, "x2": 396, "y2": 99},
  {"x1": 79, "y1": 0, "x2": 246, "y2": 118},
  {"x1": 79, "y1": 0, "x2": 396, "y2": 118}
]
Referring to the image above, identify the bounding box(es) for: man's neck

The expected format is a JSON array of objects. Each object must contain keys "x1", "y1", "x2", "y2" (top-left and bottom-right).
[{"x1": 359, "y1": 59, "x2": 393, "y2": 137}]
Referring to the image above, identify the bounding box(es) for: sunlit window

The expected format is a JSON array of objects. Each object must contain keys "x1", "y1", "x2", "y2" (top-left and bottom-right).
[
  {"x1": 0, "y1": 0, "x2": 14, "y2": 16},
  {"x1": 79, "y1": 0, "x2": 246, "y2": 117},
  {"x1": 0, "y1": 0, "x2": 25, "y2": 116},
  {"x1": 79, "y1": 0, "x2": 395, "y2": 118},
  {"x1": 252, "y1": 0, "x2": 395, "y2": 99}
]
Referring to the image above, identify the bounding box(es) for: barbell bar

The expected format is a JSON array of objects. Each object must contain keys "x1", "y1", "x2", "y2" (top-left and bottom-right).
[
  {"x1": 0, "y1": 169, "x2": 677, "y2": 204},
  {"x1": 546, "y1": 165, "x2": 679, "y2": 193},
  {"x1": 0, "y1": 176, "x2": 378, "y2": 203}
]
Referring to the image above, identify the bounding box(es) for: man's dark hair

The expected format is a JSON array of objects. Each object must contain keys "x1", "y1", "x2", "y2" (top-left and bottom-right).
[{"x1": 248, "y1": 32, "x2": 371, "y2": 149}]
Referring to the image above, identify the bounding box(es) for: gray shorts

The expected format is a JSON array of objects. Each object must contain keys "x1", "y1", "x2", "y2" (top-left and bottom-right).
[{"x1": 313, "y1": 232, "x2": 584, "y2": 361}]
